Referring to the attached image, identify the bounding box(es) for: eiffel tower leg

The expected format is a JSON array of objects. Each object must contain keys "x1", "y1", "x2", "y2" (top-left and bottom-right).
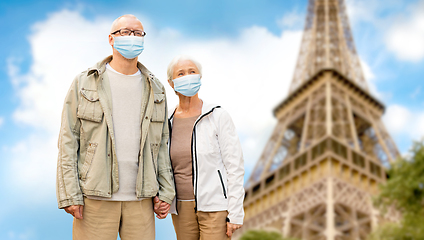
[
  {"x1": 325, "y1": 177, "x2": 335, "y2": 240},
  {"x1": 326, "y1": 81, "x2": 333, "y2": 135},
  {"x1": 369, "y1": 194, "x2": 379, "y2": 232},
  {"x1": 282, "y1": 196, "x2": 293, "y2": 237}
]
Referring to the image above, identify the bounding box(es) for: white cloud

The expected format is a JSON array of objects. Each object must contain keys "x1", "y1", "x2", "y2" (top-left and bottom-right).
[
  {"x1": 7, "y1": 230, "x2": 35, "y2": 240},
  {"x1": 8, "y1": 10, "x2": 112, "y2": 133},
  {"x1": 383, "y1": 105, "x2": 412, "y2": 134},
  {"x1": 360, "y1": 59, "x2": 375, "y2": 82},
  {"x1": 7, "y1": 9, "x2": 302, "y2": 202},
  {"x1": 0, "y1": 117, "x2": 4, "y2": 128},
  {"x1": 346, "y1": 0, "x2": 378, "y2": 26},
  {"x1": 359, "y1": 58, "x2": 394, "y2": 102},
  {"x1": 346, "y1": 0, "x2": 404, "y2": 27},
  {"x1": 277, "y1": 11, "x2": 304, "y2": 29},
  {"x1": 359, "y1": 59, "x2": 380, "y2": 98},
  {"x1": 386, "y1": 0, "x2": 424, "y2": 62},
  {"x1": 6, "y1": 134, "x2": 58, "y2": 203},
  {"x1": 383, "y1": 104, "x2": 424, "y2": 140},
  {"x1": 142, "y1": 25, "x2": 302, "y2": 179}
]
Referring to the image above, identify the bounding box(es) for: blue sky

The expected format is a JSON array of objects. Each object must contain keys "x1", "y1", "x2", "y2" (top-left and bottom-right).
[{"x1": 1, "y1": 0, "x2": 424, "y2": 239}]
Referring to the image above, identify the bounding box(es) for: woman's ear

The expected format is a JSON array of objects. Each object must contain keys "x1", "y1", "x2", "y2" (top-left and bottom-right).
[{"x1": 168, "y1": 79, "x2": 174, "y2": 89}]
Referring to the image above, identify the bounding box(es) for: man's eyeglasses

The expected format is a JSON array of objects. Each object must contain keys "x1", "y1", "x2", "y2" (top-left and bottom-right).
[{"x1": 111, "y1": 29, "x2": 146, "y2": 37}]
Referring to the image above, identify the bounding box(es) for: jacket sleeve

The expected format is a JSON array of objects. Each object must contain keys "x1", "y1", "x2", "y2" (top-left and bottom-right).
[
  {"x1": 217, "y1": 109, "x2": 245, "y2": 224},
  {"x1": 156, "y1": 92, "x2": 176, "y2": 204},
  {"x1": 56, "y1": 76, "x2": 84, "y2": 209}
]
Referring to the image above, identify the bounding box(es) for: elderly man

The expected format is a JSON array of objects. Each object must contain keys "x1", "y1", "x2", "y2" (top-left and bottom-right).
[{"x1": 56, "y1": 14, "x2": 175, "y2": 240}]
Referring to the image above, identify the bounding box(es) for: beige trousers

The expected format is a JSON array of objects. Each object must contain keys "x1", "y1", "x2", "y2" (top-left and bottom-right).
[
  {"x1": 73, "y1": 198, "x2": 155, "y2": 240},
  {"x1": 172, "y1": 201, "x2": 230, "y2": 240}
]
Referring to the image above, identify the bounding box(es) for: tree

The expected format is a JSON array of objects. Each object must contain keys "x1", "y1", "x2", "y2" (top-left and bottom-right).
[
  {"x1": 240, "y1": 229, "x2": 299, "y2": 240},
  {"x1": 369, "y1": 141, "x2": 424, "y2": 239}
]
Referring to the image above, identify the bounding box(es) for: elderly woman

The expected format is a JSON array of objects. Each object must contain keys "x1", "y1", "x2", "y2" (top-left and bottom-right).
[{"x1": 165, "y1": 55, "x2": 245, "y2": 240}]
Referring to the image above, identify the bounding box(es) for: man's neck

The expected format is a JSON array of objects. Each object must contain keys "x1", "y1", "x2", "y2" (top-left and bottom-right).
[{"x1": 109, "y1": 53, "x2": 139, "y2": 75}]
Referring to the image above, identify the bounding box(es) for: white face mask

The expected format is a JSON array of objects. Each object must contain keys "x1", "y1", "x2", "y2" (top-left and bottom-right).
[
  {"x1": 173, "y1": 74, "x2": 202, "y2": 97},
  {"x1": 113, "y1": 36, "x2": 144, "y2": 59}
]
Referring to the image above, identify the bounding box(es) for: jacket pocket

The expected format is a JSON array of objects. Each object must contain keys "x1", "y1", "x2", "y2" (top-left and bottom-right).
[
  {"x1": 80, "y1": 142, "x2": 98, "y2": 181},
  {"x1": 217, "y1": 170, "x2": 227, "y2": 199},
  {"x1": 151, "y1": 93, "x2": 165, "y2": 122},
  {"x1": 77, "y1": 89, "x2": 103, "y2": 122}
]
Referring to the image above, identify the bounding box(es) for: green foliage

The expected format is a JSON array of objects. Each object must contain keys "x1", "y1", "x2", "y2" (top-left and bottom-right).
[
  {"x1": 367, "y1": 219, "x2": 424, "y2": 240},
  {"x1": 369, "y1": 141, "x2": 424, "y2": 240},
  {"x1": 240, "y1": 229, "x2": 299, "y2": 240}
]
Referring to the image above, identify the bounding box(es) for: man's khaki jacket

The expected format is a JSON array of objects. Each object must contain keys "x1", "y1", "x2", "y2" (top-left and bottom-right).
[{"x1": 56, "y1": 56, "x2": 175, "y2": 209}]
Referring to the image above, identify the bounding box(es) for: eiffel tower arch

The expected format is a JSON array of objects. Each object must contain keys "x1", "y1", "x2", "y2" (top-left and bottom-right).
[{"x1": 236, "y1": 0, "x2": 399, "y2": 239}]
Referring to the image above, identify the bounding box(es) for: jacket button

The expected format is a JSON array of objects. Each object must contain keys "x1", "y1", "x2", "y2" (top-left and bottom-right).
[
  {"x1": 145, "y1": 116, "x2": 148, "y2": 119},
  {"x1": 108, "y1": 154, "x2": 110, "y2": 156},
  {"x1": 81, "y1": 88, "x2": 85, "y2": 90}
]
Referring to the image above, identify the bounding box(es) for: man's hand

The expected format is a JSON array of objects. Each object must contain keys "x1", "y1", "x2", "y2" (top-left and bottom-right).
[
  {"x1": 226, "y1": 222, "x2": 242, "y2": 237},
  {"x1": 153, "y1": 196, "x2": 170, "y2": 219},
  {"x1": 64, "y1": 205, "x2": 84, "y2": 219}
]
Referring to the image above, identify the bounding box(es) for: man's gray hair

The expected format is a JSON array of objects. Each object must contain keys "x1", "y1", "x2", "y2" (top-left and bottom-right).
[
  {"x1": 110, "y1": 14, "x2": 139, "y2": 33},
  {"x1": 167, "y1": 55, "x2": 203, "y2": 81}
]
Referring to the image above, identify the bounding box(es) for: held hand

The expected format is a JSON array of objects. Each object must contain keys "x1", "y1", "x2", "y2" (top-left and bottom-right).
[
  {"x1": 226, "y1": 222, "x2": 242, "y2": 237},
  {"x1": 64, "y1": 205, "x2": 84, "y2": 219},
  {"x1": 153, "y1": 196, "x2": 171, "y2": 219}
]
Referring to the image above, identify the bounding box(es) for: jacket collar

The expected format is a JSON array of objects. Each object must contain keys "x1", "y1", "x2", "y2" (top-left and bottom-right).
[
  {"x1": 87, "y1": 55, "x2": 156, "y2": 81},
  {"x1": 169, "y1": 100, "x2": 220, "y2": 120}
]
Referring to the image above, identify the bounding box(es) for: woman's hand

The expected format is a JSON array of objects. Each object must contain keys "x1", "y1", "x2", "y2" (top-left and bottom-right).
[
  {"x1": 153, "y1": 196, "x2": 171, "y2": 219},
  {"x1": 226, "y1": 222, "x2": 242, "y2": 237}
]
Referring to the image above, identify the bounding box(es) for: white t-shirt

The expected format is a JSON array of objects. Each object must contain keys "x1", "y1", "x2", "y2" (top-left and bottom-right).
[{"x1": 88, "y1": 63, "x2": 145, "y2": 201}]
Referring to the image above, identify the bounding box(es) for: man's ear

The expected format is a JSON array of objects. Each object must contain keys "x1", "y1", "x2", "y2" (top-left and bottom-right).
[{"x1": 108, "y1": 35, "x2": 114, "y2": 47}]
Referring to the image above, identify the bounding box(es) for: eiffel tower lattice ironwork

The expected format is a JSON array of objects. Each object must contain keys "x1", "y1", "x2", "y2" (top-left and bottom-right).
[{"x1": 235, "y1": 0, "x2": 400, "y2": 239}]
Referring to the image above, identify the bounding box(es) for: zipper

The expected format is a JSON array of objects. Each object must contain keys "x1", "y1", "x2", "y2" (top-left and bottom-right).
[
  {"x1": 190, "y1": 106, "x2": 221, "y2": 212},
  {"x1": 168, "y1": 113, "x2": 178, "y2": 214},
  {"x1": 217, "y1": 170, "x2": 227, "y2": 199},
  {"x1": 191, "y1": 127, "x2": 197, "y2": 212}
]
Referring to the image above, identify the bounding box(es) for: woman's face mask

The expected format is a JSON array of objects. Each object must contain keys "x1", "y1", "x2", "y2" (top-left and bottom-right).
[{"x1": 172, "y1": 74, "x2": 202, "y2": 97}]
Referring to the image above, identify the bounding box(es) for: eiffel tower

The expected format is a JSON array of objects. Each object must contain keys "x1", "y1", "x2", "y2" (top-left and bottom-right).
[{"x1": 237, "y1": 0, "x2": 399, "y2": 239}]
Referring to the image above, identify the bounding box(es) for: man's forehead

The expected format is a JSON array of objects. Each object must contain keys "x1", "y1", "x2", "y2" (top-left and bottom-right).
[
  {"x1": 118, "y1": 18, "x2": 142, "y2": 27},
  {"x1": 111, "y1": 15, "x2": 143, "y2": 31}
]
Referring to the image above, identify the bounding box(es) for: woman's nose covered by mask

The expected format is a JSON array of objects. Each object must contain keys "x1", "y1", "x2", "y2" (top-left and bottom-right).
[{"x1": 172, "y1": 74, "x2": 202, "y2": 97}]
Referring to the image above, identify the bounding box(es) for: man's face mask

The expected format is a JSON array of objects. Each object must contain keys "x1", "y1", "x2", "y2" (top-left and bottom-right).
[{"x1": 113, "y1": 36, "x2": 144, "y2": 59}]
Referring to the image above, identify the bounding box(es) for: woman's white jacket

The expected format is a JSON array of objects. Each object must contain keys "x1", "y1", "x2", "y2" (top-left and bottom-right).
[{"x1": 168, "y1": 102, "x2": 245, "y2": 224}]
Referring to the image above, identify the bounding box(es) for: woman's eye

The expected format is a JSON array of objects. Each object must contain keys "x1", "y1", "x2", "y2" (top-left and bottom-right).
[
  {"x1": 178, "y1": 73, "x2": 183, "y2": 76},
  {"x1": 190, "y1": 71, "x2": 196, "y2": 74}
]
